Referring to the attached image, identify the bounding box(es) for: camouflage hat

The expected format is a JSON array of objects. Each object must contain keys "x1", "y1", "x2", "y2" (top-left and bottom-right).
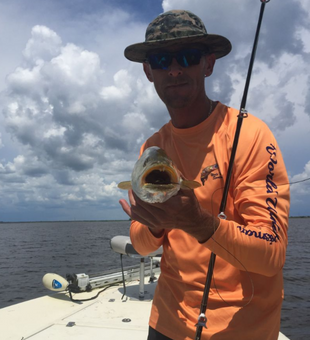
[{"x1": 124, "y1": 10, "x2": 232, "y2": 63}]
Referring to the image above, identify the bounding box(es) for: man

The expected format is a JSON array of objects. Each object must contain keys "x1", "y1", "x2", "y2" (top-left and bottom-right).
[{"x1": 119, "y1": 10, "x2": 290, "y2": 340}]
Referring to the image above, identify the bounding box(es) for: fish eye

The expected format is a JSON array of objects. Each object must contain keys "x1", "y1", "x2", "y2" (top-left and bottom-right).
[{"x1": 143, "y1": 157, "x2": 150, "y2": 168}]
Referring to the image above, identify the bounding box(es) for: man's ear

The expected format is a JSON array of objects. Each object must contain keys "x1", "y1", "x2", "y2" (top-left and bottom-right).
[
  {"x1": 204, "y1": 54, "x2": 216, "y2": 78},
  {"x1": 143, "y1": 63, "x2": 154, "y2": 82}
]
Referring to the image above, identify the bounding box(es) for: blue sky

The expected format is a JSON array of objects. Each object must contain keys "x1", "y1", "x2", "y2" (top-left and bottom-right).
[{"x1": 0, "y1": 0, "x2": 309, "y2": 221}]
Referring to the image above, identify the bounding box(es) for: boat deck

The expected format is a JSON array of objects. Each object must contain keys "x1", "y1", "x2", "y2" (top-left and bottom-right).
[
  {"x1": 1, "y1": 277, "x2": 156, "y2": 340},
  {"x1": 0, "y1": 276, "x2": 290, "y2": 340}
]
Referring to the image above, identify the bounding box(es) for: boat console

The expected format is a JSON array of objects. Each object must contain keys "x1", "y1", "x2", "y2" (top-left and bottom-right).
[{"x1": 110, "y1": 235, "x2": 163, "y2": 299}]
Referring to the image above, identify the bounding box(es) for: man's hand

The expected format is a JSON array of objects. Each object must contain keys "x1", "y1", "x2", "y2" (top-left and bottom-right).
[{"x1": 119, "y1": 189, "x2": 219, "y2": 243}]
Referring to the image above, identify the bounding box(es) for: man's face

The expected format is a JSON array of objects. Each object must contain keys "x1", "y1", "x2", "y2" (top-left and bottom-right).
[{"x1": 143, "y1": 45, "x2": 215, "y2": 109}]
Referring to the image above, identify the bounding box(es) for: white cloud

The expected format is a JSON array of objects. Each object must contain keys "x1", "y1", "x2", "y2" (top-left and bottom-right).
[
  {"x1": 290, "y1": 161, "x2": 310, "y2": 196},
  {"x1": 100, "y1": 70, "x2": 133, "y2": 100},
  {"x1": 0, "y1": 20, "x2": 163, "y2": 220},
  {"x1": 23, "y1": 25, "x2": 62, "y2": 63},
  {"x1": 0, "y1": 0, "x2": 309, "y2": 220}
]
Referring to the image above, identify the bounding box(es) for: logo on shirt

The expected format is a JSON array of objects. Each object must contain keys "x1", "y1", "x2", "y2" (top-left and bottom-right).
[{"x1": 200, "y1": 164, "x2": 222, "y2": 185}]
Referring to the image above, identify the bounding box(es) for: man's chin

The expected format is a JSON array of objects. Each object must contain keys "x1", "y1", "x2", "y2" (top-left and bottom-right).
[{"x1": 163, "y1": 96, "x2": 192, "y2": 109}]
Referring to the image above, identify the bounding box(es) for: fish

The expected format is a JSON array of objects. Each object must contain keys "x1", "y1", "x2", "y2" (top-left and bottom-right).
[{"x1": 118, "y1": 146, "x2": 201, "y2": 203}]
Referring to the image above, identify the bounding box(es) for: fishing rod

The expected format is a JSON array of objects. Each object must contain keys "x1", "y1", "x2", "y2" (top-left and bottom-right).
[{"x1": 195, "y1": 1, "x2": 271, "y2": 339}]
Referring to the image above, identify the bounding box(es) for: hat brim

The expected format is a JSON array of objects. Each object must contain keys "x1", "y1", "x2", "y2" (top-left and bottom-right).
[{"x1": 124, "y1": 34, "x2": 232, "y2": 63}]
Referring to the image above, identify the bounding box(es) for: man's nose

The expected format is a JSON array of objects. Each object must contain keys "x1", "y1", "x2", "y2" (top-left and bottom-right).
[{"x1": 168, "y1": 58, "x2": 183, "y2": 77}]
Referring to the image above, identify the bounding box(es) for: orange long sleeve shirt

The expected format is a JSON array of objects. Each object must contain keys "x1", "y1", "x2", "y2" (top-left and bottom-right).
[{"x1": 130, "y1": 102, "x2": 290, "y2": 340}]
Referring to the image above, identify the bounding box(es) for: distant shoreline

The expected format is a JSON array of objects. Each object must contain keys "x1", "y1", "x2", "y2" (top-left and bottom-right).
[
  {"x1": 289, "y1": 215, "x2": 310, "y2": 219},
  {"x1": 0, "y1": 219, "x2": 130, "y2": 224},
  {"x1": 0, "y1": 217, "x2": 308, "y2": 224}
]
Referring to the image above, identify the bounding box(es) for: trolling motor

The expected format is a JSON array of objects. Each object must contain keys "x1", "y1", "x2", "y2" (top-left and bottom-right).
[
  {"x1": 44, "y1": 273, "x2": 93, "y2": 293},
  {"x1": 42, "y1": 272, "x2": 119, "y2": 303},
  {"x1": 42, "y1": 272, "x2": 108, "y2": 293}
]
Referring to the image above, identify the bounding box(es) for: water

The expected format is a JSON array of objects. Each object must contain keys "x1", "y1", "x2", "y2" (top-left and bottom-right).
[
  {"x1": 0, "y1": 218, "x2": 309, "y2": 339},
  {"x1": 0, "y1": 220, "x2": 137, "y2": 307},
  {"x1": 280, "y1": 218, "x2": 310, "y2": 339}
]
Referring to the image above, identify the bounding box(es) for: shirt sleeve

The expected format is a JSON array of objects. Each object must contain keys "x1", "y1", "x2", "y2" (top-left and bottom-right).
[
  {"x1": 130, "y1": 221, "x2": 165, "y2": 256},
  {"x1": 206, "y1": 115, "x2": 290, "y2": 277}
]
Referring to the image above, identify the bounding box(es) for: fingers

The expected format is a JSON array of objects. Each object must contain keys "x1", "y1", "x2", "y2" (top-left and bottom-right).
[
  {"x1": 126, "y1": 190, "x2": 167, "y2": 229},
  {"x1": 119, "y1": 189, "x2": 199, "y2": 231},
  {"x1": 119, "y1": 188, "x2": 216, "y2": 242},
  {"x1": 128, "y1": 189, "x2": 136, "y2": 206},
  {"x1": 119, "y1": 189, "x2": 137, "y2": 217},
  {"x1": 119, "y1": 191, "x2": 159, "y2": 228},
  {"x1": 119, "y1": 199, "x2": 132, "y2": 217}
]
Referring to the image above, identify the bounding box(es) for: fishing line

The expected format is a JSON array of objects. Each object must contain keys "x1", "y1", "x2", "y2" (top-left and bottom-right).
[
  {"x1": 288, "y1": 177, "x2": 310, "y2": 185},
  {"x1": 209, "y1": 186, "x2": 255, "y2": 308},
  {"x1": 234, "y1": 177, "x2": 310, "y2": 191}
]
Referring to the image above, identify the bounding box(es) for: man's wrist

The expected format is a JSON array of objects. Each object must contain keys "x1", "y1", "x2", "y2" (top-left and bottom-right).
[{"x1": 194, "y1": 215, "x2": 220, "y2": 243}]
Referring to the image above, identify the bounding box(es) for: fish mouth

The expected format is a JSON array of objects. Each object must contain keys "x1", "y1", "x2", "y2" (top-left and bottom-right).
[{"x1": 142, "y1": 165, "x2": 179, "y2": 190}]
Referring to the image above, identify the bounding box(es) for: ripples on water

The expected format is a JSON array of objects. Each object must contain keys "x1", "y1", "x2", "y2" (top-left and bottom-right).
[
  {"x1": 281, "y1": 218, "x2": 310, "y2": 339},
  {"x1": 0, "y1": 221, "x2": 137, "y2": 307},
  {"x1": 0, "y1": 218, "x2": 309, "y2": 339}
]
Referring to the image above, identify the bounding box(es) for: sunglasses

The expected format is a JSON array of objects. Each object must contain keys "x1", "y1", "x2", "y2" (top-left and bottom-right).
[{"x1": 146, "y1": 48, "x2": 207, "y2": 70}]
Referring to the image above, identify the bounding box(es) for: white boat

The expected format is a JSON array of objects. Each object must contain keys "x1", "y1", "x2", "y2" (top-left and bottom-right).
[{"x1": 0, "y1": 236, "x2": 290, "y2": 340}]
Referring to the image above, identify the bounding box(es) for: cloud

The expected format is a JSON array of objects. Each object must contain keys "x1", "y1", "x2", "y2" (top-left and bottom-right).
[
  {"x1": 289, "y1": 161, "x2": 310, "y2": 216},
  {"x1": 305, "y1": 75, "x2": 310, "y2": 118},
  {"x1": 162, "y1": 0, "x2": 308, "y2": 58},
  {"x1": 290, "y1": 161, "x2": 310, "y2": 196},
  {"x1": 0, "y1": 0, "x2": 309, "y2": 220},
  {"x1": 269, "y1": 93, "x2": 296, "y2": 131},
  {"x1": 2, "y1": 25, "x2": 153, "y2": 167},
  {"x1": 23, "y1": 25, "x2": 62, "y2": 64},
  {"x1": 161, "y1": 0, "x2": 309, "y2": 133},
  {"x1": 0, "y1": 22, "x2": 162, "y2": 219}
]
